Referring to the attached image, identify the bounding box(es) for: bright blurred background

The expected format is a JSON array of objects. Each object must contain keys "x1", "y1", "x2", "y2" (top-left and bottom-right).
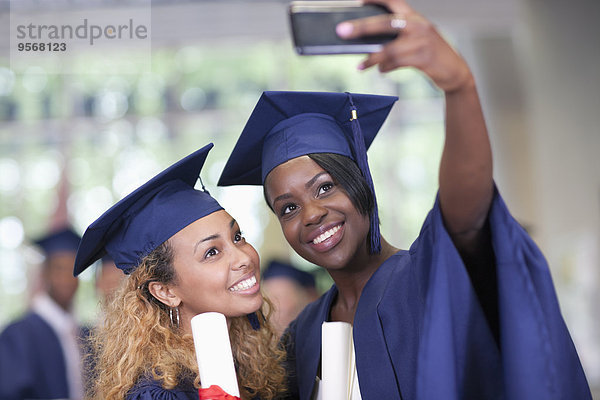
[{"x1": 0, "y1": 0, "x2": 598, "y2": 395}]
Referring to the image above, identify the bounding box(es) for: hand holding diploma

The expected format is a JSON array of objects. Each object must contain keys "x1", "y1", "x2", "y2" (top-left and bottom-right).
[{"x1": 191, "y1": 312, "x2": 241, "y2": 400}]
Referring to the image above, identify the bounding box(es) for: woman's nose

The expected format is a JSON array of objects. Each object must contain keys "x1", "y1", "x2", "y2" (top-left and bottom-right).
[
  {"x1": 302, "y1": 200, "x2": 328, "y2": 226},
  {"x1": 230, "y1": 245, "x2": 252, "y2": 271}
]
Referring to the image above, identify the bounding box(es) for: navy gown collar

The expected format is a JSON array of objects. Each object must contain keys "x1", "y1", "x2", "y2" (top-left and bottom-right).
[
  {"x1": 353, "y1": 252, "x2": 405, "y2": 399},
  {"x1": 295, "y1": 252, "x2": 405, "y2": 400}
]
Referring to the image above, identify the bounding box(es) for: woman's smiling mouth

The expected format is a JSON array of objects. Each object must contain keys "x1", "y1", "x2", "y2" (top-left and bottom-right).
[
  {"x1": 312, "y1": 224, "x2": 342, "y2": 244},
  {"x1": 308, "y1": 223, "x2": 344, "y2": 252},
  {"x1": 228, "y1": 275, "x2": 258, "y2": 293}
]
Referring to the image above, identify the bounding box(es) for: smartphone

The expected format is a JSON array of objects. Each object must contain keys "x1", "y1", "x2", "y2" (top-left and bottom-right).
[{"x1": 289, "y1": 1, "x2": 397, "y2": 55}]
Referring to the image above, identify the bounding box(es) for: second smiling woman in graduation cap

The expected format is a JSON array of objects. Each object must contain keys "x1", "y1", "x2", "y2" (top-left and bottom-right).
[
  {"x1": 218, "y1": 0, "x2": 591, "y2": 399},
  {"x1": 74, "y1": 144, "x2": 286, "y2": 400}
]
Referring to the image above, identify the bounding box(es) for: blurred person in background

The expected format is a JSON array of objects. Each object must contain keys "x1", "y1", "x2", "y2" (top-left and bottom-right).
[
  {"x1": 261, "y1": 260, "x2": 319, "y2": 337},
  {"x1": 0, "y1": 226, "x2": 85, "y2": 400},
  {"x1": 95, "y1": 255, "x2": 127, "y2": 304}
]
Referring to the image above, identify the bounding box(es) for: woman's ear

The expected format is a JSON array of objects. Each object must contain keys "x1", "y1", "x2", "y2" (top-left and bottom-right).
[{"x1": 148, "y1": 281, "x2": 181, "y2": 308}]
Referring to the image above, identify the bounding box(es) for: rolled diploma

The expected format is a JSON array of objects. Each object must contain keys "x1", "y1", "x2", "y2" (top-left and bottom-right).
[
  {"x1": 191, "y1": 312, "x2": 240, "y2": 397},
  {"x1": 321, "y1": 321, "x2": 354, "y2": 400}
]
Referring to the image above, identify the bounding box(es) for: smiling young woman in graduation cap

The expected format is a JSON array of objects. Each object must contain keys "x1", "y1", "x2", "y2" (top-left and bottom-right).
[
  {"x1": 74, "y1": 144, "x2": 286, "y2": 400},
  {"x1": 218, "y1": 0, "x2": 591, "y2": 399}
]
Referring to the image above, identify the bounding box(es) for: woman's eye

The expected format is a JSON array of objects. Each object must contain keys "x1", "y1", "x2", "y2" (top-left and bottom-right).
[
  {"x1": 205, "y1": 248, "x2": 219, "y2": 259},
  {"x1": 234, "y1": 232, "x2": 245, "y2": 243},
  {"x1": 318, "y1": 183, "x2": 334, "y2": 195},
  {"x1": 281, "y1": 204, "x2": 297, "y2": 216}
]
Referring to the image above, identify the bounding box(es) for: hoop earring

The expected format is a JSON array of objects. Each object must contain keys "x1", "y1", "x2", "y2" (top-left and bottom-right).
[{"x1": 169, "y1": 306, "x2": 180, "y2": 328}]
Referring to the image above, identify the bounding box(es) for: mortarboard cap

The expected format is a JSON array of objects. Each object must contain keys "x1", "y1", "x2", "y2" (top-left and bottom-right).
[
  {"x1": 33, "y1": 226, "x2": 82, "y2": 256},
  {"x1": 218, "y1": 91, "x2": 397, "y2": 253},
  {"x1": 74, "y1": 143, "x2": 223, "y2": 276},
  {"x1": 263, "y1": 260, "x2": 316, "y2": 289}
]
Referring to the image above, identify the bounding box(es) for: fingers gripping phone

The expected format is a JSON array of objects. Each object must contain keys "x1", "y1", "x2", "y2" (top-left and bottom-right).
[{"x1": 289, "y1": 1, "x2": 397, "y2": 55}]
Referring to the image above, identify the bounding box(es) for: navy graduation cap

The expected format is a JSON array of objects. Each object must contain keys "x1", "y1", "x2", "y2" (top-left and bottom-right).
[
  {"x1": 34, "y1": 226, "x2": 82, "y2": 256},
  {"x1": 263, "y1": 260, "x2": 316, "y2": 289},
  {"x1": 218, "y1": 91, "x2": 397, "y2": 254},
  {"x1": 74, "y1": 143, "x2": 223, "y2": 276}
]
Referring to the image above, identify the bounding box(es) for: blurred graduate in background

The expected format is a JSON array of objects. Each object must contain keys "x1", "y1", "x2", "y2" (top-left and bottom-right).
[
  {"x1": 0, "y1": 226, "x2": 86, "y2": 400},
  {"x1": 95, "y1": 255, "x2": 126, "y2": 305},
  {"x1": 261, "y1": 260, "x2": 319, "y2": 336}
]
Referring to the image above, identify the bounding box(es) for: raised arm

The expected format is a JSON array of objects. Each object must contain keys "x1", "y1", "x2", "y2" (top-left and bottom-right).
[
  {"x1": 337, "y1": 0, "x2": 498, "y2": 338},
  {"x1": 336, "y1": 0, "x2": 494, "y2": 252}
]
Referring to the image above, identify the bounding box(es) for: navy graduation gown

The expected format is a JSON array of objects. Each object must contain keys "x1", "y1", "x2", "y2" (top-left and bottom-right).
[
  {"x1": 127, "y1": 377, "x2": 198, "y2": 400},
  {"x1": 0, "y1": 312, "x2": 69, "y2": 400},
  {"x1": 126, "y1": 378, "x2": 267, "y2": 400},
  {"x1": 283, "y1": 190, "x2": 591, "y2": 400}
]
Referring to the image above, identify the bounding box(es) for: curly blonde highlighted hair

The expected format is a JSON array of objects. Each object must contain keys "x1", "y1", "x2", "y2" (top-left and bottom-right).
[{"x1": 86, "y1": 241, "x2": 287, "y2": 400}]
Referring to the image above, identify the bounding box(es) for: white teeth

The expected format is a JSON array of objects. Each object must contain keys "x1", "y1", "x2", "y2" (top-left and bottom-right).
[
  {"x1": 312, "y1": 225, "x2": 341, "y2": 244},
  {"x1": 229, "y1": 275, "x2": 257, "y2": 292}
]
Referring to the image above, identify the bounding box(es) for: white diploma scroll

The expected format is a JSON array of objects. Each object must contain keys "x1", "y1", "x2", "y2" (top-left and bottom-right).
[
  {"x1": 321, "y1": 321, "x2": 358, "y2": 400},
  {"x1": 191, "y1": 312, "x2": 240, "y2": 397}
]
